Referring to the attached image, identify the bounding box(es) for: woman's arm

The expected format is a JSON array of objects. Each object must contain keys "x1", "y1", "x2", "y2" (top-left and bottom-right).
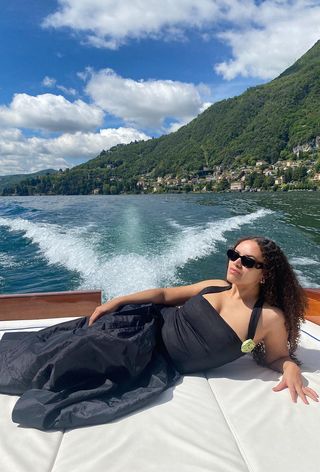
[
  {"x1": 263, "y1": 309, "x2": 318, "y2": 404},
  {"x1": 88, "y1": 279, "x2": 229, "y2": 326}
]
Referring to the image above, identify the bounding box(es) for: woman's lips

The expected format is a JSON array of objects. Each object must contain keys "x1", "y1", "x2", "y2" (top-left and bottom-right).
[{"x1": 229, "y1": 268, "x2": 241, "y2": 275}]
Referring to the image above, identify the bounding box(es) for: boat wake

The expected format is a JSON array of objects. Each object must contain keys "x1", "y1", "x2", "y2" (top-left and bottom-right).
[{"x1": 0, "y1": 209, "x2": 278, "y2": 296}]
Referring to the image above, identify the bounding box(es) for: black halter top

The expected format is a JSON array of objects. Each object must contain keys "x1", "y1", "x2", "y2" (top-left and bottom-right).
[{"x1": 160, "y1": 284, "x2": 264, "y2": 374}]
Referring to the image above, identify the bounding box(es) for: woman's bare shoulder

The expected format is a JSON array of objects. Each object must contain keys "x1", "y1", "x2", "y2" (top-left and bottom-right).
[
  {"x1": 196, "y1": 279, "x2": 230, "y2": 288},
  {"x1": 262, "y1": 303, "x2": 285, "y2": 326},
  {"x1": 260, "y1": 304, "x2": 289, "y2": 348}
]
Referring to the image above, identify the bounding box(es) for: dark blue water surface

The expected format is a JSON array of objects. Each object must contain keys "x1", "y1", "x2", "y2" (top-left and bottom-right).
[{"x1": 0, "y1": 192, "x2": 319, "y2": 298}]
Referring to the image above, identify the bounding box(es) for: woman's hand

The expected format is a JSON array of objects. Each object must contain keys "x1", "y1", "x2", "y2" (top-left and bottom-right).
[
  {"x1": 272, "y1": 363, "x2": 319, "y2": 404},
  {"x1": 88, "y1": 300, "x2": 119, "y2": 326}
]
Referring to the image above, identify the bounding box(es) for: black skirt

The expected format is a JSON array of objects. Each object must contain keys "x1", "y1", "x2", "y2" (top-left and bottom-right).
[{"x1": 0, "y1": 304, "x2": 180, "y2": 430}]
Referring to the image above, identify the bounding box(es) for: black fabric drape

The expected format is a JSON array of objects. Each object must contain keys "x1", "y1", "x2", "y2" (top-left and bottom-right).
[{"x1": 0, "y1": 304, "x2": 180, "y2": 430}]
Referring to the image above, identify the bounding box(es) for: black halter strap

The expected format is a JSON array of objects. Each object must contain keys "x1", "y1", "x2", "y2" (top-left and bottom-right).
[
  {"x1": 247, "y1": 296, "x2": 264, "y2": 340},
  {"x1": 199, "y1": 284, "x2": 232, "y2": 296}
]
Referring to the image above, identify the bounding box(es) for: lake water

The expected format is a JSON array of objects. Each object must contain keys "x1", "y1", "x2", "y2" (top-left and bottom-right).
[{"x1": 0, "y1": 192, "x2": 319, "y2": 299}]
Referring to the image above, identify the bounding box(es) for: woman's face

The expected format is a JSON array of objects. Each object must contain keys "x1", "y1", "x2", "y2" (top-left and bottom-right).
[{"x1": 226, "y1": 239, "x2": 265, "y2": 287}]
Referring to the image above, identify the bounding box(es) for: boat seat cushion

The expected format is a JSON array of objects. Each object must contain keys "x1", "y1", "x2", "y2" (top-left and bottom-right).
[{"x1": 0, "y1": 318, "x2": 319, "y2": 472}]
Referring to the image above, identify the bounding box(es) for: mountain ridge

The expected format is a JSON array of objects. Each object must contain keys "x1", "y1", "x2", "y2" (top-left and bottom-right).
[
  {"x1": 2, "y1": 40, "x2": 320, "y2": 194},
  {"x1": 78, "y1": 39, "x2": 320, "y2": 177}
]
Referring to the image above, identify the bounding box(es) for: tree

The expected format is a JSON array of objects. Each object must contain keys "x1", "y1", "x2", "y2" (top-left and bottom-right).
[
  {"x1": 216, "y1": 178, "x2": 230, "y2": 191},
  {"x1": 253, "y1": 174, "x2": 264, "y2": 188}
]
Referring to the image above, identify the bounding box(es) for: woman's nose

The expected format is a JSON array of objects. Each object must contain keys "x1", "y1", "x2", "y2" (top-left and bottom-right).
[{"x1": 235, "y1": 258, "x2": 242, "y2": 268}]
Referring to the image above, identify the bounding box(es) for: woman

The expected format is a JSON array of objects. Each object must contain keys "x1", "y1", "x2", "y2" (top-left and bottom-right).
[
  {"x1": 89, "y1": 235, "x2": 318, "y2": 405},
  {"x1": 0, "y1": 236, "x2": 318, "y2": 431}
]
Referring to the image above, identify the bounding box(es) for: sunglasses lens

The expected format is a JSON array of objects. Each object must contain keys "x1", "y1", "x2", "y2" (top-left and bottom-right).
[
  {"x1": 241, "y1": 256, "x2": 255, "y2": 268},
  {"x1": 227, "y1": 249, "x2": 238, "y2": 261}
]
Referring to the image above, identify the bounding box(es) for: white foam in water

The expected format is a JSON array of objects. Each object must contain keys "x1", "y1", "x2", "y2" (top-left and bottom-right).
[
  {"x1": 0, "y1": 209, "x2": 273, "y2": 297},
  {"x1": 164, "y1": 209, "x2": 273, "y2": 271},
  {"x1": 290, "y1": 257, "x2": 320, "y2": 288},
  {"x1": 0, "y1": 216, "x2": 101, "y2": 280},
  {"x1": 0, "y1": 252, "x2": 19, "y2": 268},
  {"x1": 290, "y1": 257, "x2": 319, "y2": 266},
  {"x1": 294, "y1": 269, "x2": 320, "y2": 288},
  {"x1": 78, "y1": 208, "x2": 273, "y2": 296}
]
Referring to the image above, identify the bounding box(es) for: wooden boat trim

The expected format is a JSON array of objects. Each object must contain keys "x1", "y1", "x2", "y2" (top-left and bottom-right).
[
  {"x1": 0, "y1": 288, "x2": 319, "y2": 323},
  {"x1": 0, "y1": 290, "x2": 101, "y2": 320},
  {"x1": 304, "y1": 288, "x2": 320, "y2": 324}
]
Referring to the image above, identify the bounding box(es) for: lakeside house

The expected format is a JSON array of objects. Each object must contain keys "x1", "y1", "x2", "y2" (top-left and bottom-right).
[
  {"x1": 230, "y1": 181, "x2": 244, "y2": 191},
  {"x1": 313, "y1": 173, "x2": 320, "y2": 181}
]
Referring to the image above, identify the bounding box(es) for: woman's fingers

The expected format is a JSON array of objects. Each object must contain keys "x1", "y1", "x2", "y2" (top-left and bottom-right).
[
  {"x1": 288, "y1": 384, "x2": 298, "y2": 403},
  {"x1": 272, "y1": 378, "x2": 286, "y2": 391},
  {"x1": 289, "y1": 384, "x2": 319, "y2": 404},
  {"x1": 273, "y1": 374, "x2": 319, "y2": 404},
  {"x1": 88, "y1": 308, "x2": 103, "y2": 326},
  {"x1": 295, "y1": 386, "x2": 308, "y2": 404},
  {"x1": 302, "y1": 386, "x2": 319, "y2": 402}
]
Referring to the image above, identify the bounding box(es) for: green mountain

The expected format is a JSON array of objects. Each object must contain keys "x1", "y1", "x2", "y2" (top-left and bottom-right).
[
  {"x1": 0, "y1": 169, "x2": 57, "y2": 193},
  {"x1": 79, "y1": 40, "x2": 320, "y2": 176},
  {"x1": 3, "y1": 40, "x2": 320, "y2": 195}
]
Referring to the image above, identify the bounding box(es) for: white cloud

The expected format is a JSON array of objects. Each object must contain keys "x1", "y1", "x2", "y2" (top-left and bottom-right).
[
  {"x1": 47, "y1": 127, "x2": 149, "y2": 158},
  {"x1": 43, "y1": 0, "x2": 320, "y2": 80},
  {"x1": 166, "y1": 101, "x2": 212, "y2": 133},
  {"x1": 199, "y1": 101, "x2": 212, "y2": 113},
  {"x1": 42, "y1": 76, "x2": 77, "y2": 96},
  {"x1": 0, "y1": 93, "x2": 104, "y2": 132},
  {"x1": 56, "y1": 85, "x2": 77, "y2": 96},
  {"x1": 42, "y1": 76, "x2": 57, "y2": 87},
  {"x1": 43, "y1": 0, "x2": 219, "y2": 48},
  {"x1": 214, "y1": 1, "x2": 320, "y2": 80},
  {"x1": 0, "y1": 128, "x2": 68, "y2": 175},
  {"x1": 166, "y1": 121, "x2": 189, "y2": 134},
  {"x1": 84, "y1": 68, "x2": 209, "y2": 129},
  {"x1": 0, "y1": 127, "x2": 149, "y2": 175}
]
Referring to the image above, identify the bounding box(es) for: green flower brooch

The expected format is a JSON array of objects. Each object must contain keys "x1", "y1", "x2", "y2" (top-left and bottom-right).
[{"x1": 241, "y1": 339, "x2": 256, "y2": 353}]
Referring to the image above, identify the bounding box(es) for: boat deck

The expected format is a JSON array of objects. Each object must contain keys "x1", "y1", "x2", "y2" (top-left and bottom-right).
[{"x1": 0, "y1": 289, "x2": 319, "y2": 472}]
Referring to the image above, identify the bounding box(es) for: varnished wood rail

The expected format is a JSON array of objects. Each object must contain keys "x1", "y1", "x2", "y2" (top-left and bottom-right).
[
  {"x1": 0, "y1": 290, "x2": 101, "y2": 321},
  {"x1": 304, "y1": 288, "x2": 320, "y2": 325},
  {"x1": 0, "y1": 288, "x2": 319, "y2": 323}
]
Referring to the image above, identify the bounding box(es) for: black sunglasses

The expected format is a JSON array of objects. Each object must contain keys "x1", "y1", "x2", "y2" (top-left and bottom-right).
[{"x1": 227, "y1": 249, "x2": 264, "y2": 269}]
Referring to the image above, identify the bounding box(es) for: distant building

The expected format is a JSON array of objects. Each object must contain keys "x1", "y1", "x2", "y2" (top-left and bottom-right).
[
  {"x1": 230, "y1": 181, "x2": 244, "y2": 191},
  {"x1": 256, "y1": 160, "x2": 268, "y2": 167},
  {"x1": 281, "y1": 160, "x2": 301, "y2": 168},
  {"x1": 274, "y1": 176, "x2": 284, "y2": 185}
]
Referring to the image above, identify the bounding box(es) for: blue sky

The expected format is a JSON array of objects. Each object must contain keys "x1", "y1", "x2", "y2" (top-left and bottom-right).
[{"x1": 0, "y1": 0, "x2": 320, "y2": 175}]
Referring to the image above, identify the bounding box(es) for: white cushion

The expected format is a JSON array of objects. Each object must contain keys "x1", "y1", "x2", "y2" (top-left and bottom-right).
[
  {"x1": 1, "y1": 319, "x2": 320, "y2": 472},
  {"x1": 0, "y1": 394, "x2": 63, "y2": 472}
]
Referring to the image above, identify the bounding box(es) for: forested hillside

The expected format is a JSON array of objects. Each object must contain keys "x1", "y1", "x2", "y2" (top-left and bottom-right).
[{"x1": 3, "y1": 40, "x2": 320, "y2": 195}]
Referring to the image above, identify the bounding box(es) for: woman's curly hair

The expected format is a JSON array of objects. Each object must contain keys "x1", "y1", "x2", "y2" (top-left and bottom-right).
[{"x1": 233, "y1": 236, "x2": 307, "y2": 366}]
